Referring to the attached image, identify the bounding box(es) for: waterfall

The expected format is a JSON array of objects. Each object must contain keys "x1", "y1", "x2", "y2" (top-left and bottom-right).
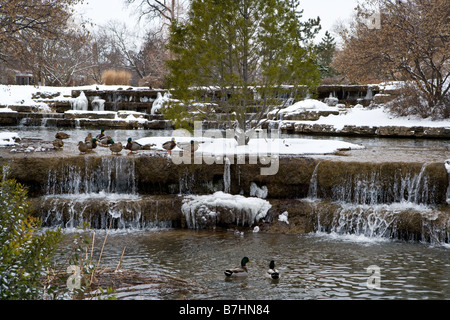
[
  {"x1": 318, "y1": 204, "x2": 398, "y2": 238},
  {"x1": 307, "y1": 162, "x2": 448, "y2": 243},
  {"x1": 313, "y1": 201, "x2": 448, "y2": 244},
  {"x1": 46, "y1": 157, "x2": 137, "y2": 195},
  {"x1": 41, "y1": 156, "x2": 156, "y2": 229},
  {"x1": 317, "y1": 163, "x2": 435, "y2": 205},
  {"x1": 39, "y1": 195, "x2": 172, "y2": 230}
]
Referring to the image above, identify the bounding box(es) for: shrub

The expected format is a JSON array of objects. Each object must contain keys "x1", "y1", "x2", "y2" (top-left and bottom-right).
[
  {"x1": 386, "y1": 82, "x2": 450, "y2": 120},
  {"x1": 101, "y1": 70, "x2": 132, "y2": 86},
  {"x1": 0, "y1": 179, "x2": 63, "y2": 300}
]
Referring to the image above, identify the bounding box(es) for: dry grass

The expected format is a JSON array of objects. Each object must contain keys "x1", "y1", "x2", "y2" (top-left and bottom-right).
[{"x1": 101, "y1": 70, "x2": 132, "y2": 86}]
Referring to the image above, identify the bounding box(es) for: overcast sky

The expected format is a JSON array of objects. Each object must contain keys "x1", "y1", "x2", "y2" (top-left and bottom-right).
[{"x1": 75, "y1": 0, "x2": 359, "y2": 41}]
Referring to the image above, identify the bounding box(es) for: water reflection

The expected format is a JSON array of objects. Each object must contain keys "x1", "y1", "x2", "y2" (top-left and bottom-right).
[{"x1": 92, "y1": 229, "x2": 449, "y2": 300}]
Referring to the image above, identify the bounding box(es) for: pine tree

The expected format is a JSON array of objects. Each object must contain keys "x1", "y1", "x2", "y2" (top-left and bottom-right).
[
  {"x1": 166, "y1": 0, "x2": 321, "y2": 142},
  {"x1": 316, "y1": 31, "x2": 337, "y2": 79}
]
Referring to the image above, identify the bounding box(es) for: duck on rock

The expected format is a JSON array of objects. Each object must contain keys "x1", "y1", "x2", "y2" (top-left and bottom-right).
[
  {"x1": 162, "y1": 138, "x2": 176, "y2": 155},
  {"x1": 109, "y1": 139, "x2": 123, "y2": 155},
  {"x1": 125, "y1": 137, "x2": 143, "y2": 154}
]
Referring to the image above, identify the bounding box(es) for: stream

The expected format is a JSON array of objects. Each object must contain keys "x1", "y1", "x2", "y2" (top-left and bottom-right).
[{"x1": 86, "y1": 228, "x2": 449, "y2": 300}]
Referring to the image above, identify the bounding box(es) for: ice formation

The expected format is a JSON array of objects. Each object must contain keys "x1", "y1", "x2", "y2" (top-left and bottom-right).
[
  {"x1": 250, "y1": 182, "x2": 268, "y2": 199},
  {"x1": 181, "y1": 191, "x2": 272, "y2": 229},
  {"x1": 72, "y1": 91, "x2": 88, "y2": 111}
]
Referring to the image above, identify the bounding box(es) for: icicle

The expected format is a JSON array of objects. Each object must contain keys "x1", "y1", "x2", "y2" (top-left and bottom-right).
[
  {"x1": 445, "y1": 160, "x2": 450, "y2": 205},
  {"x1": 223, "y1": 157, "x2": 231, "y2": 194},
  {"x1": 307, "y1": 162, "x2": 321, "y2": 200}
]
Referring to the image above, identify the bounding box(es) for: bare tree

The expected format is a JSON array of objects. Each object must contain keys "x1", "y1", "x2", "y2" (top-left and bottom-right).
[
  {"x1": 333, "y1": 0, "x2": 450, "y2": 118},
  {"x1": 124, "y1": 0, "x2": 188, "y2": 32},
  {"x1": 0, "y1": 0, "x2": 84, "y2": 84}
]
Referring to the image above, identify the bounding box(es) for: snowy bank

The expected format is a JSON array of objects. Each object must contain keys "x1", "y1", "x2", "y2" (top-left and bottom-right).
[
  {"x1": 283, "y1": 105, "x2": 449, "y2": 131},
  {"x1": 0, "y1": 132, "x2": 20, "y2": 146}
]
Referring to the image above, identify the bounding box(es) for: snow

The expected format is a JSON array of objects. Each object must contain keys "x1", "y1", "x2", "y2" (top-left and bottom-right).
[
  {"x1": 151, "y1": 92, "x2": 179, "y2": 114},
  {"x1": 283, "y1": 106, "x2": 450, "y2": 131},
  {"x1": 278, "y1": 211, "x2": 289, "y2": 224},
  {"x1": 275, "y1": 99, "x2": 338, "y2": 115},
  {"x1": 136, "y1": 136, "x2": 364, "y2": 156},
  {"x1": 0, "y1": 132, "x2": 20, "y2": 146},
  {"x1": 0, "y1": 107, "x2": 17, "y2": 113},
  {"x1": 181, "y1": 191, "x2": 272, "y2": 229}
]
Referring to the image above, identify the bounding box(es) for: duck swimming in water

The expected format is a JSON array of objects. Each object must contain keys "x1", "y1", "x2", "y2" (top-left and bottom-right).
[
  {"x1": 266, "y1": 260, "x2": 280, "y2": 280},
  {"x1": 224, "y1": 257, "x2": 251, "y2": 277}
]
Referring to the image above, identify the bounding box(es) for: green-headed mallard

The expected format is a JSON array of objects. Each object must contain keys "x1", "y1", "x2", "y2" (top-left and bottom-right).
[
  {"x1": 162, "y1": 138, "x2": 176, "y2": 155},
  {"x1": 266, "y1": 260, "x2": 280, "y2": 280},
  {"x1": 224, "y1": 257, "x2": 251, "y2": 277},
  {"x1": 109, "y1": 139, "x2": 123, "y2": 155},
  {"x1": 96, "y1": 128, "x2": 106, "y2": 140},
  {"x1": 86, "y1": 138, "x2": 97, "y2": 150},
  {"x1": 125, "y1": 137, "x2": 143, "y2": 154},
  {"x1": 98, "y1": 135, "x2": 113, "y2": 146},
  {"x1": 53, "y1": 138, "x2": 64, "y2": 150}
]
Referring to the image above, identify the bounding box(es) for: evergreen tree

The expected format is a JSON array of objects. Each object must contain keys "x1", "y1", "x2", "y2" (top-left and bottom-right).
[
  {"x1": 166, "y1": 0, "x2": 321, "y2": 142},
  {"x1": 315, "y1": 31, "x2": 337, "y2": 79}
]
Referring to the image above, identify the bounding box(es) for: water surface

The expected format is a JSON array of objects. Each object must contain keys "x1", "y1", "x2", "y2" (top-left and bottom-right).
[{"x1": 93, "y1": 229, "x2": 449, "y2": 300}]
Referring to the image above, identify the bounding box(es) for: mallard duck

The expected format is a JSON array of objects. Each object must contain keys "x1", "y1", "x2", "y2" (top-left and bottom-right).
[
  {"x1": 85, "y1": 133, "x2": 93, "y2": 143},
  {"x1": 55, "y1": 132, "x2": 70, "y2": 140},
  {"x1": 96, "y1": 128, "x2": 106, "y2": 140},
  {"x1": 125, "y1": 137, "x2": 143, "y2": 154},
  {"x1": 177, "y1": 140, "x2": 203, "y2": 154},
  {"x1": 98, "y1": 135, "x2": 113, "y2": 146},
  {"x1": 77, "y1": 141, "x2": 89, "y2": 154},
  {"x1": 86, "y1": 138, "x2": 97, "y2": 150},
  {"x1": 53, "y1": 138, "x2": 64, "y2": 150},
  {"x1": 109, "y1": 139, "x2": 123, "y2": 155},
  {"x1": 224, "y1": 257, "x2": 251, "y2": 277},
  {"x1": 266, "y1": 260, "x2": 280, "y2": 280},
  {"x1": 162, "y1": 138, "x2": 176, "y2": 155}
]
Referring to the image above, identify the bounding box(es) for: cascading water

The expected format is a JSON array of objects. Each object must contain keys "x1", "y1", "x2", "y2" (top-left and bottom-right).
[
  {"x1": 46, "y1": 156, "x2": 137, "y2": 195},
  {"x1": 321, "y1": 163, "x2": 436, "y2": 205},
  {"x1": 308, "y1": 161, "x2": 449, "y2": 244},
  {"x1": 41, "y1": 156, "x2": 171, "y2": 230}
]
